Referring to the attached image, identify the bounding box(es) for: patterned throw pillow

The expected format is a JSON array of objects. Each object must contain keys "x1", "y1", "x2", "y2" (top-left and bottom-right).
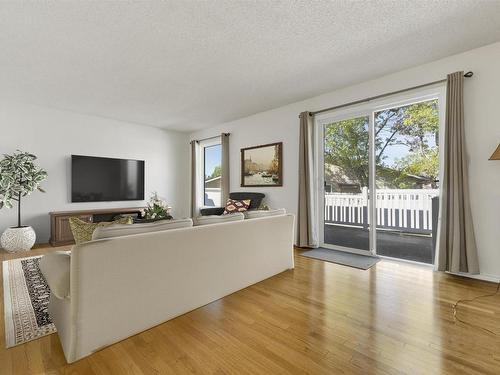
[
  {"x1": 223, "y1": 199, "x2": 251, "y2": 215},
  {"x1": 69, "y1": 216, "x2": 133, "y2": 244}
]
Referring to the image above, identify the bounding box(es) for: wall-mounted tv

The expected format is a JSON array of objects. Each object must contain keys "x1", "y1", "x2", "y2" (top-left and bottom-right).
[{"x1": 71, "y1": 155, "x2": 145, "y2": 202}]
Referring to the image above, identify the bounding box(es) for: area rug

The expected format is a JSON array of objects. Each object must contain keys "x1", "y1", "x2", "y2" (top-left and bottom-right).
[
  {"x1": 299, "y1": 248, "x2": 380, "y2": 270},
  {"x1": 3, "y1": 255, "x2": 56, "y2": 348}
]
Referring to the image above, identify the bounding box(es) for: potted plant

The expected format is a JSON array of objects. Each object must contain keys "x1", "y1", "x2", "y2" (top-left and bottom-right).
[
  {"x1": 0, "y1": 151, "x2": 47, "y2": 252},
  {"x1": 139, "y1": 192, "x2": 172, "y2": 222}
]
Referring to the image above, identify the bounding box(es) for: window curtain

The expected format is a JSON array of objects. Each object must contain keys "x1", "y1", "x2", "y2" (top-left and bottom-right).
[
  {"x1": 220, "y1": 133, "x2": 230, "y2": 205},
  {"x1": 436, "y1": 71, "x2": 479, "y2": 274},
  {"x1": 298, "y1": 111, "x2": 319, "y2": 248},
  {"x1": 190, "y1": 140, "x2": 200, "y2": 218}
]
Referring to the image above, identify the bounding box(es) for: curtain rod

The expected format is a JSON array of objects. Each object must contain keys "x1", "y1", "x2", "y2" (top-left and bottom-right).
[
  {"x1": 306, "y1": 71, "x2": 473, "y2": 117},
  {"x1": 191, "y1": 133, "x2": 230, "y2": 144}
]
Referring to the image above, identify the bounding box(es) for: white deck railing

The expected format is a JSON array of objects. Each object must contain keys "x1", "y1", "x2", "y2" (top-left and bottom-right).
[{"x1": 324, "y1": 188, "x2": 439, "y2": 233}]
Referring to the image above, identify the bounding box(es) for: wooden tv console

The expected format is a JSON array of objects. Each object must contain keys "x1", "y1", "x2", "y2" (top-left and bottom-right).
[{"x1": 49, "y1": 207, "x2": 144, "y2": 246}]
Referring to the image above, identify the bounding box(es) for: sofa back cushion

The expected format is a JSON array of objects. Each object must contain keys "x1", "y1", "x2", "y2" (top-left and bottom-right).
[
  {"x1": 244, "y1": 208, "x2": 287, "y2": 219},
  {"x1": 92, "y1": 218, "x2": 193, "y2": 240},
  {"x1": 195, "y1": 212, "x2": 244, "y2": 226}
]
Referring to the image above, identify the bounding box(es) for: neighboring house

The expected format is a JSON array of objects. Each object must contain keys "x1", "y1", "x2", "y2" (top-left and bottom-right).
[
  {"x1": 204, "y1": 175, "x2": 221, "y2": 188},
  {"x1": 204, "y1": 176, "x2": 221, "y2": 207},
  {"x1": 324, "y1": 163, "x2": 435, "y2": 192}
]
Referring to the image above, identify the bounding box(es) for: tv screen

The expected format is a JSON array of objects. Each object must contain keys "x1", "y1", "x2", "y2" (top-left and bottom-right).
[{"x1": 71, "y1": 155, "x2": 145, "y2": 202}]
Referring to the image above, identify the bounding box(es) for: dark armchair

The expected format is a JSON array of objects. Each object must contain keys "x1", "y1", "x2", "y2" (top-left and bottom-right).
[{"x1": 200, "y1": 192, "x2": 265, "y2": 216}]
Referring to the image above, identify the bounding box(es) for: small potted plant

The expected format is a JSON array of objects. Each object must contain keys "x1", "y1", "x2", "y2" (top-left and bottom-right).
[
  {"x1": 0, "y1": 151, "x2": 47, "y2": 252},
  {"x1": 139, "y1": 192, "x2": 172, "y2": 222}
]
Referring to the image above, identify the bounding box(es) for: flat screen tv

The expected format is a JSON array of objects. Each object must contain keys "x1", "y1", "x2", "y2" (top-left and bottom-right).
[{"x1": 71, "y1": 155, "x2": 145, "y2": 202}]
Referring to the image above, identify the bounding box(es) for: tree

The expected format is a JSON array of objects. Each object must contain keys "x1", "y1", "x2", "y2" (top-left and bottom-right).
[
  {"x1": 387, "y1": 100, "x2": 439, "y2": 187},
  {"x1": 324, "y1": 117, "x2": 369, "y2": 187},
  {"x1": 394, "y1": 149, "x2": 439, "y2": 188},
  {"x1": 206, "y1": 165, "x2": 221, "y2": 180},
  {"x1": 324, "y1": 99, "x2": 439, "y2": 189},
  {"x1": 0, "y1": 151, "x2": 47, "y2": 227}
]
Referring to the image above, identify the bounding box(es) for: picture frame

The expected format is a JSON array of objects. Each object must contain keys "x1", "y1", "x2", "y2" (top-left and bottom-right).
[{"x1": 241, "y1": 142, "x2": 283, "y2": 187}]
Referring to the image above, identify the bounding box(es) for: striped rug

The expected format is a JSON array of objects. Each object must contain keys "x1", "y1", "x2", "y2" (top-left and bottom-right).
[{"x1": 3, "y1": 255, "x2": 56, "y2": 347}]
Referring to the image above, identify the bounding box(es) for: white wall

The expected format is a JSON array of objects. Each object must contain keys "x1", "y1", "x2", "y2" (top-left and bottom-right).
[
  {"x1": 191, "y1": 41, "x2": 500, "y2": 280},
  {"x1": 0, "y1": 102, "x2": 190, "y2": 243}
]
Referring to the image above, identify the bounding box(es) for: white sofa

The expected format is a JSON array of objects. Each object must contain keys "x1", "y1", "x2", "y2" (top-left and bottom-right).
[{"x1": 43, "y1": 214, "x2": 295, "y2": 363}]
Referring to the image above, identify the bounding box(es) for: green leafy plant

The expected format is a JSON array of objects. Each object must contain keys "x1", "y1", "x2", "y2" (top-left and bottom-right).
[
  {"x1": 141, "y1": 192, "x2": 171, "y2": 220},
  {"x1": 0, "y1": 151, "x2": 47, "y2": 228}
]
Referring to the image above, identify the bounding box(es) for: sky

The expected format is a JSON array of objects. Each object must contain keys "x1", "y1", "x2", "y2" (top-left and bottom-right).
[
  {"x1": 378, "y1": 129, "x2": 437, "y2": 166},
  {"x1": 204, "y1": 144, "x2": 221, "y2": 178}
]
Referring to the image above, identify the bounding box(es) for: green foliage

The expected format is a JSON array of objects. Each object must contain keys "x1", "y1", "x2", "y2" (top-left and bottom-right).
[
  {"x1": 207, "y1": 165, "x2": 221, "y2": 180},
  {"x1": 395, "y1": 149, "x2": 439, "y2": 187},
  {"x1": 324, "y1": 117, "x2": 369, "y2": 187},
  {"x1": 0, "y1": 151, "x2": 47, "y2": 218},
  {"x1": 324, "y1": 100, "x2": 439, "y2": 189}
]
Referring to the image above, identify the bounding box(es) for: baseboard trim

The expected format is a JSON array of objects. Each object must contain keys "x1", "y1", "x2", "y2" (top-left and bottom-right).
[{"x1": 446, "y1": 271, "x2": 500, "y2": 283}]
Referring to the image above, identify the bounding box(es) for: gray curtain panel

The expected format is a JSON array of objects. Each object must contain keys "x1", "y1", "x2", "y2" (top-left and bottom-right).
[
  {"x1": 436, "y1": 71, "x2": 479, "y2": 274},
  {"x1": 190, "y1": 140, "x2": 200, "y2": 218},
  {"x1": 298, "y1": 111, "x2": 318, "y2": 248},
  {"x1": 220, "y1": 133, "x2": 230, "y2": 205}
]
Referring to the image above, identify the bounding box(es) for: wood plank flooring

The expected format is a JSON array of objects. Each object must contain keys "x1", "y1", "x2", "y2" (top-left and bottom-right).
[{"x1": 1, "y1": 245, "x2": 499, "y2": 374}]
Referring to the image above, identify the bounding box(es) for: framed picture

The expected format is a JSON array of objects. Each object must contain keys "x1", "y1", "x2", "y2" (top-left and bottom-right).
[{"x1": 241, "y1": 142, "x2": 283, "y2": 187}]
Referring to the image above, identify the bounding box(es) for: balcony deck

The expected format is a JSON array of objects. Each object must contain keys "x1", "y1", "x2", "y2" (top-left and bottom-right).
[{"x1": 324, "y1": 224, "x2": 434, "y2": 264}]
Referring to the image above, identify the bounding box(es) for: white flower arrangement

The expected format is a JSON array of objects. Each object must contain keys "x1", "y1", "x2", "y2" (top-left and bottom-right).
[{"x1": 142, "y1": 192, "x2": 172, "y2": 220}]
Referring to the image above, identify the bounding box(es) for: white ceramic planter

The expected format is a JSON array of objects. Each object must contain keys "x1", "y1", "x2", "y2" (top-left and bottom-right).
[{"x1": 1, "y1": 226, "x2": 36, "y2": 252}]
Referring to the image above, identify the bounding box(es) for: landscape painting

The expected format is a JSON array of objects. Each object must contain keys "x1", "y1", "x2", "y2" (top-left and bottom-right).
[{"x1": 241, "y1": 142, "x2": 282, "y2": 187}]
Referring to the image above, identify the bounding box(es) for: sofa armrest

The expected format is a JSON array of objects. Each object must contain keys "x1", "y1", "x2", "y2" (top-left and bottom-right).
[
  {"x1": 199, "y1": 207, "x2": 225, "y2": 216},
  {"x1": 39, "y1": 251, "x2": 71, "y2": 299}
]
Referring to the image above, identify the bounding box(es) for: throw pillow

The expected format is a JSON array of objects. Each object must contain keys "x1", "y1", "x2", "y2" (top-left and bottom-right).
[
  {"x1": 223, "y1": 199, "x2": 251, "y2": 215},
  {"x1": 69, "y1": 216, "x2": 133, "y2": 244}
]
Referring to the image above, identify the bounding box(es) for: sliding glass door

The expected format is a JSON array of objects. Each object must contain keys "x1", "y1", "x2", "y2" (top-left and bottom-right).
[
  {"x1": 322, "y1": 115, "x2": 371, "y2": 253},
  {"x1": 318, "y1": 91, "x2": 443, "y2": 264},
  {"x1": 374, "y1": 100, "x2": 439, "y2": 263}
]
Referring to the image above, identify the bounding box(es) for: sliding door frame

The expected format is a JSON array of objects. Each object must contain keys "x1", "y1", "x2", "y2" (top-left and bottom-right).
[
  {"x1": 316, "y1": 107, "x2": 374, "y2": 256},
  {"x1": 315, "y1": 85, "x2": 446, "y2": 258}
]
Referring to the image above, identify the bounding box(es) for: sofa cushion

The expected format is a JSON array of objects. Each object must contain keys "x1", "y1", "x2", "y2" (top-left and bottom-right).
[
  {"x1": 39, "y1": 251, "x2": 71, "y2": 299},
  {"x1": 244, "y1": 208, "x2": 287, "y2": 219},
  {"x1": 223, "y1": 199, "x2": 251, "y2": 215},
  {"x1": 195, "y1": 212, "x2": 245, "y2": 226},
  {"x1": 92, "y1": 218, "x2": 193, "y2": 240},
  {"x1": 69, "y1": 216, "x2": 133, "y2": 244}
]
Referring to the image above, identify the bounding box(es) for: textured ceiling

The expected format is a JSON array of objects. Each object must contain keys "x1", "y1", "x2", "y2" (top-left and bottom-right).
[{"x1": 2, "y1": 1, "x2": 500, "y2": 131}]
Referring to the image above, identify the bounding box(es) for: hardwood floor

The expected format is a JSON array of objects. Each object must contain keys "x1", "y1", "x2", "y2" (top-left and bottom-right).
[{"x1": 1, "y1": 245, "x2": 500, "y2": 374}]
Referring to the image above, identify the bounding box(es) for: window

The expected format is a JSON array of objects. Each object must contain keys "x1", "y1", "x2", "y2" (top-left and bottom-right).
[{"x1": 202, "y1": 142, "x2": 222, "y2": 207}]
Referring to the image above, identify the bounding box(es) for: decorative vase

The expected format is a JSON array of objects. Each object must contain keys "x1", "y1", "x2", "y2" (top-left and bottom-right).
[{"x1": 0, "y1": 226, "x2": 36, "y2": 252}]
